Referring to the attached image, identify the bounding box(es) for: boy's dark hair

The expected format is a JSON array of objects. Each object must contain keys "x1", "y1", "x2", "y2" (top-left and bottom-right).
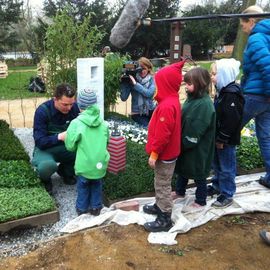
[
  {"x1": 184, "y1": 67, "x2": 211, "y2": 98},
  {"x1": 54, "y1": 83, "x2": 76, "y2": 99}
]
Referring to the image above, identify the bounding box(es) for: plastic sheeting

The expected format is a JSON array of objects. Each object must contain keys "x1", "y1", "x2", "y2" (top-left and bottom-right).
[{"x1": 60, "y1": 172, "x2": 270, "y2": 245}]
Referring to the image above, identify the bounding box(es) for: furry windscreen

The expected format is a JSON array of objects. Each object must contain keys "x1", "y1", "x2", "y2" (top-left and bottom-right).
[{"x1": 109, "y1": 0, "x2": 150, "y2": 48}]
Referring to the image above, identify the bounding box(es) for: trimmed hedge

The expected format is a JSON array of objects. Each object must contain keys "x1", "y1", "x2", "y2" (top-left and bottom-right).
[
  {"x1": 237, "y1": 136, "x2": 264, "y2": 170},
  {"x1": 0, "y1": 119, "x2": 56, "y2": 223},
  {"x1": 0, "y1": 187, "x2": 55, "y2": 223},
  {"x1": 0, "y1": 160, "x2": 41, "y2": 188},
  {"x1": 104, "y1": 140, "x2": 154, "y2": 200},
  {"x1": 0, "y1": 120, "x2": 29, "y2": 162},
  {"x1": 6, "y1": 58, "x2": 35, "y2": 67}
]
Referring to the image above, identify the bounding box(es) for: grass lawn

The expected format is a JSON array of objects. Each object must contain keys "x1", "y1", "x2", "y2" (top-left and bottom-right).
[
  {"x1": 0, "y1": 70, "x2": 47, "y2": 100},
  {"x1": 198, "y1": 62, "x2": 212, "y2": 70},
  {"x1": 198, "y1": 60, "x2": 243, "y2": 79},
  {"x1": 0, "y1": 61, "x2": 241, "y2": 100},
  {"x1": 8, "y1": 66, "x2": 37, "y2": 71}
]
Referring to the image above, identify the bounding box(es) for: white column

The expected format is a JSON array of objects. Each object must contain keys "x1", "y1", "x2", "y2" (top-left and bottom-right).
[{"x1": 77, "y1": 57, "x2": 104, "y2": 118}]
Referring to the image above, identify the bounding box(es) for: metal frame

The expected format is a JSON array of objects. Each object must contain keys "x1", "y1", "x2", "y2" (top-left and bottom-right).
[{"x1": 142, "y1": 12, "x2": 270, "y2": 25}]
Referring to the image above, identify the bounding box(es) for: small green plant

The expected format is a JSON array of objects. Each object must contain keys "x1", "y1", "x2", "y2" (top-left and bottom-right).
[
  {"x1": 159, "y1": 246, "x2": 184, "y2": 256},
  {"x1": 229, "y1": 215, "x2": 247, "y2": 225}
]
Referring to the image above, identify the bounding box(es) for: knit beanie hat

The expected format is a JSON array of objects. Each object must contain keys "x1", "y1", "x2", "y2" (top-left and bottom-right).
[{"x1": 77, "y1": 89, "x2": 97, "y2": 110}]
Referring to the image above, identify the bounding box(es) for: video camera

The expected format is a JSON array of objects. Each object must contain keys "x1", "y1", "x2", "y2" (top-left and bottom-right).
[{"x1": 121, "y1": 61, "x2": 142, "y2": 82}]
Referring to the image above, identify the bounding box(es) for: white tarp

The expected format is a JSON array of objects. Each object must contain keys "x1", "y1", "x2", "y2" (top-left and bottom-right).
[{"x1": 60, "y1": 172, "x2": 270, "y2": 245}]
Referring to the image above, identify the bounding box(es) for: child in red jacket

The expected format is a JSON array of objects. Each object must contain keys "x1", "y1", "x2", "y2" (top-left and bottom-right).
[{"x1": 143, "y1": 61, "x2": 184, "y2": 232}]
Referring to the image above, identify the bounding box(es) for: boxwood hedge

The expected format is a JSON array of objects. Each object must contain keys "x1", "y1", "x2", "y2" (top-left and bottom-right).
[
  {"x1": 0, "y1": 187, "x2": 55, "y2": 223},
  {"x1": 236, "y1": 136, "x2": 264, "y2": 170},
  {"x1": 103, "y1": 140, "x2": 154, "y2": 200},
  {"x1": 0, "y1": 120, "x2": 29, "y2": 161},
  {"x1": 0, "y1": 160, "x2": 41, "y2": 188},
  {"x1": 0, "y1": 119, "x2": 56, "y2": 224}
]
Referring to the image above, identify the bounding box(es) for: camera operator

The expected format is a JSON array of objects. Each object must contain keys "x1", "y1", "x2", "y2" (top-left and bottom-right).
[{"x1": 120, "y1": 57, "x2": 156, "y2": 127}]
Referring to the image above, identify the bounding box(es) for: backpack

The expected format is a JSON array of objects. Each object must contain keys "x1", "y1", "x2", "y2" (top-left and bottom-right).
[{"x1": 28, "y1": 77, "x2": 46, "y2": 93}]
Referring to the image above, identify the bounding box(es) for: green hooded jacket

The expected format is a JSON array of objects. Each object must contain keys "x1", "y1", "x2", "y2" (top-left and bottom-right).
[
  {"x1": 65, "y1": 105, "x2": 110, "y2": 180},
  {"x1": 175, "y1": 93, "x2": 216, "y2": 179}
]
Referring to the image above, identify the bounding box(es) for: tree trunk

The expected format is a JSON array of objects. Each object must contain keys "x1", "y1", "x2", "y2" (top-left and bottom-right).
[{"x1": 232, "y1": 0, "x2": 256, "y2": 61}]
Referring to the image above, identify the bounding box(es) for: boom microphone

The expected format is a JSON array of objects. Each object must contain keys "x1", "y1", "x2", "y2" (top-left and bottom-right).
[{"x1": 109, "y1": 0, "x2": 150, "y2": 48}]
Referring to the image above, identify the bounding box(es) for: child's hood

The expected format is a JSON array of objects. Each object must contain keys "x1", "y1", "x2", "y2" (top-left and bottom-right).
[
  {"x1": 77, "y1": 104, "x2": 102, "y2": 127},
  {"x1": 216, "y1": 58, "x2": 240, "y2": 91},
  {"x1": 154, "y1": 61, "x2": 184, "y2": 102}
]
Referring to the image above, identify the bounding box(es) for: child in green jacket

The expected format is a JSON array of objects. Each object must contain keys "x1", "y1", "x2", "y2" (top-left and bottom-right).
[
  {"x1": 175, "y1": 67, "x2": 216, "y2": 212},
  {"x1": 65, "y1": 89, "x2": 110, "y2": 216}
]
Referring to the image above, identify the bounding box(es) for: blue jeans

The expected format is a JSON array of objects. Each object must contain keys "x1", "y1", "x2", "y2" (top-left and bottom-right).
[
  {"x1": 211, "y1": 145, "x2": 236, "y2": 198},
  {"x1": 76, "y1": 176, "x2": 103, "y2": 212},
  {"x1": 241, "y1": 94, "x2": 270, "y2": 183},
  {"x1": 175, "y1": 175, "x2": 207, "y2": 206}
]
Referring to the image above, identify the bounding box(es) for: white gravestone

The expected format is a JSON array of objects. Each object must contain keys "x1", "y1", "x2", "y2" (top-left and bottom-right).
[{"x1": 77, "y1": 58, "x2": 104, "y2": 118}]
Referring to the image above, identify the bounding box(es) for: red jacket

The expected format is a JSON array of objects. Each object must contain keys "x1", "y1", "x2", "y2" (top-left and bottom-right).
[{"x1": 146, "y1": 61, "x2": 184, "y2": 160}]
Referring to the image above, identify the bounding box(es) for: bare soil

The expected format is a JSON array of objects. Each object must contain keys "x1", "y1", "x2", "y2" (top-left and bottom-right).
[{"x1": 1, "y1": 212, "x2": 270, "y2": 270}]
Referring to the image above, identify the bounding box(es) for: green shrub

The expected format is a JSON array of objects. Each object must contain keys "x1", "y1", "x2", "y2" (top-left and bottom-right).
[
  {"x1": 104, "y1": 53, "x2": 129, "y2": 113},
  {"x1": 237, "y1": 136, "x2": 264, "y2": 170},
  {"x1": 0, "y1": 120, "x2": 29, "y2": 161},
  {"x1": 104, "y1": 140, "x2": 154, "y2": 200},
  {"x1": 6, "y1": 58, "x2": 35, "y2": 67},
  {"x1": 213, "y1": 52, "x2": 232, "y2": 60},
  {"x1": 0, "y1": 187, "x2": 55, "y2": 223},
  {"x1": 0, "y1": 119, "x2": 9, "y2": 130},
  {"x1": 45, "y1": 8, "x2": 104, "y2": 92},
  {"x1": 0, "y1": 160, "x2": 41, "y2": 188}
]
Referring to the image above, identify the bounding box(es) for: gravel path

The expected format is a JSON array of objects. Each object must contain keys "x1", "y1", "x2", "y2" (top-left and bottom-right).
[
  {"x1": 0, "y1": 128, "x2": 78, "y2": 258},
  {"x1": 0, "y1": 121, "x2": 146, "y2": 258}
]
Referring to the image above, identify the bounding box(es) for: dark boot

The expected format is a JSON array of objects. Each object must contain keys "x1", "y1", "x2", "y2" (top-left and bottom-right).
[
  {"x1": 207, "y1": 185, "x2": 220, "y2": 197},
  {"x1": 76, "y1": 208, "x2": 88, "y2": 216},
  {"x1": 63, "y1": 176, "x2": 77, "y2": 185},
  {"x1": 57, "y1": 165, "x2": 76, "y2": 185},
  {"x1": 90, "y1": 208, "x2": 102, "y2": 216},
  {"x1": 144, "y1": 211, "x2": 173, "y2": 232},
  {"x1": 43, "y1": 178, "x2": 53, "y2": 195},
  {"x1": 143, "y1": 203, "x2": 160, "y2": 215},
  {"x1": 259, "y1": 176, "x2": 270, "y2": 189}
]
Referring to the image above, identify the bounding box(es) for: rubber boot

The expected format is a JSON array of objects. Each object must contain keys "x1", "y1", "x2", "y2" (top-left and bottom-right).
[
  {"x1": 43, "y1": 178, "x2": 53, "y2": 195},
  {"x1": 143, "y1": 203, "x2": 160, "y2": 215},
  {"x1": 144, "y1": 211, "x2": 173, "y2": 232}
]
